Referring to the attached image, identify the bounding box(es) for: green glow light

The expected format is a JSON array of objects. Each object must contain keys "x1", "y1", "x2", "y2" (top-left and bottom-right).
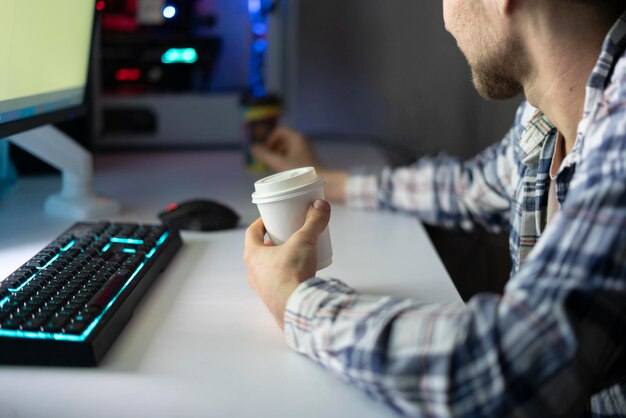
[
  {"x1": 9, "y1": 273, "x2": 38, "y2": 293},
  {"x1": 156, "y1": 232, "x2": 169, "y2": 246},
  {"x1": 60, "y1": 240, "x2": 77, "y2": 252},
  {"x1": 37, "y1": 254, "x2": 60, "y2": 270},
  {"x1": 161, "y1": 48, "x2": 198, "y2": 64},
  {"x1": 110, "y1": 237, "x2": 144, "y2": 245}
]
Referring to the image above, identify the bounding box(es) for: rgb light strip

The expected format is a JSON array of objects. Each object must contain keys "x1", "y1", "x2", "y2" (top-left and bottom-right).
[{"x1": 0, "y1": 232, "x2": 169, "y2": 342}]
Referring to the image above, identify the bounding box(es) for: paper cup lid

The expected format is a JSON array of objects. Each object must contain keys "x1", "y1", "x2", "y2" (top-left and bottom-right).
[{"x1": 252, "y1": 167, "x2": 321, "y2": 203}]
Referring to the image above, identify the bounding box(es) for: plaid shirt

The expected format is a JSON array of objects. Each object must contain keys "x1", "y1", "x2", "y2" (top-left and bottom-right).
[{"x1": 283, "y1": 12, "x2": 626, "y2": 418}]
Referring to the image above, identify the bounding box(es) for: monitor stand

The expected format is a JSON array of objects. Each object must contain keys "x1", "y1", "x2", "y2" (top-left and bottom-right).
[{"x1": 8, "y1": 125, "x2": 120, "y2": 220}]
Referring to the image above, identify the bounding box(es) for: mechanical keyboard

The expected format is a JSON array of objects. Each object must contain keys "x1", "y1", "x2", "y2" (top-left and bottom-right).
[{"x1": 0, "y1": 221, "x2": 182, "y2": 366}]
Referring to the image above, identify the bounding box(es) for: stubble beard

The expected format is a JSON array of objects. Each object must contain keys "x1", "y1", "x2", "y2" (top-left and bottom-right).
[{"x1": 468, "y1": 38, "x2": 525, "y2": 100}]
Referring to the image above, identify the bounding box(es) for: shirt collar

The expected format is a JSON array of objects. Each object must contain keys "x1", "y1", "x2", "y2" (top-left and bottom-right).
[{"x1": 519, "y1": 111, "x2": 556, "y2": 165}]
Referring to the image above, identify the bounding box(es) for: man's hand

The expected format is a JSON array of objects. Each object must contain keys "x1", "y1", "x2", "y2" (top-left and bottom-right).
[
  {"x1": 251, "y1": 126, "x2": 321, "y2": 172},
  {"x1": 243, "y1": 200, "x2": 332, "y2": 329},
  {"x1": 252, "y1": 126, "x2": 349, "y2": 203}
]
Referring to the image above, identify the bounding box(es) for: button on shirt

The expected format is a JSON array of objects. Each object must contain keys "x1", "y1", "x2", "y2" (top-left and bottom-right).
[{"x1": 283, "y1": 12, "x2": 626, "y2": 418}]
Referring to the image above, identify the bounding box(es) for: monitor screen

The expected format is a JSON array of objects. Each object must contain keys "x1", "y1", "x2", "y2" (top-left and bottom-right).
[{"x1": 0, "y1": 0, "x2": 96, "y2": 139}]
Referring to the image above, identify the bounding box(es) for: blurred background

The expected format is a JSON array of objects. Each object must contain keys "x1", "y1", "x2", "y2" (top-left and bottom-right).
[{"x1": 16, "y1": 0, "x2": 520, "y2": 299}]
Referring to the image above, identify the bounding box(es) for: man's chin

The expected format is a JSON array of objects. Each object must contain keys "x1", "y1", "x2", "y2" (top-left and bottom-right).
[{"x1": 472, "y1": 71, "x2": 523, "y2": 101}]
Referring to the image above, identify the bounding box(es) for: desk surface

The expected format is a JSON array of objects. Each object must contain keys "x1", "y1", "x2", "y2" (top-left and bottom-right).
[{"x1": 0, "y1": 146, "x2": 462, "y2": 418}]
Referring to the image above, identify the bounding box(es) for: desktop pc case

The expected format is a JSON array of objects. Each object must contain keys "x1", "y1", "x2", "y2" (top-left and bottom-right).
[{"x1": 95, "y1": 0, "x2": 296, "y2": 149}]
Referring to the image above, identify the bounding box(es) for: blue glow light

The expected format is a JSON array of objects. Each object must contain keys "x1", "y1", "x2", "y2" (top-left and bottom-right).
[
  {"x1": 122, "y1": 248, "x2": 136, "y2": 254},
  {"x1": 163, "y1": 5, "x2": 176, "y2": 19},
  {"x1": 247, "y1": 0, "x2": 270, "y2": 98},
  {"x1": 101, "y1": 243, "x2": 112, "y2": 253},
  {"x1": 37, "y1": 254, "x2": 61, "y2": 270},
  {"x1": 110, "y1": 237, "x2": 144, "y2": 245},
  {"x1": 60, "y1": 240, "x2": 76, "y2": 252},
  {"x1": 0, "y1": 231, "x2": 169, "y2": 342},
  {"x1": 156, "y1": 232, "x2": 169, "y2": 246},
  {"x1": 9, "y1": 273, "x2": 38, "y2": 293},
  {"x1": 248, "y1": 0, "x2": 261, "y2": 14},
  {"x1": 253, "y1": 39, "x2": 268, "y2": 53},
  {"x1": 252, "y1": 23, "x2": 268, "y2": 36},
  {"x1": 5, "y1": 240, "x2": 77, "y2": 293},
  {"x1": 0, "y1": 328, "x2": 83, "y2": 342}
]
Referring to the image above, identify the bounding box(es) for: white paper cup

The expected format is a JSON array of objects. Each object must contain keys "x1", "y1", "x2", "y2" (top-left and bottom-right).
[{"x1": 251, "y1": 167, "x2": 333, "y2": 270}]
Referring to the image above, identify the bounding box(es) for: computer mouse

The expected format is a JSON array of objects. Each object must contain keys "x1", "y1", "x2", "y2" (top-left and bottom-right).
[{"x1": 158, "y1": 199, "x2": 240, "y2": 232}]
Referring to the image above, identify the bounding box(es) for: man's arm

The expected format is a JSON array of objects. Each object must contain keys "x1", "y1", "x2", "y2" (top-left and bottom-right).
[
  {"x1": 345, "y1": 102, "x2": 537, "y2": 232},
  {"x1": 283, "y1": 168, "x2": 626, "y2": 416},
  {"x1": 245, "y1": 98, "x2": 626, "y2": 416},
  {"x1": 279, "y1": 100, "x2": 626, "y2": 416},
  {"x1": 245, "y1": 170, "x2": 626, "y2": 416},
  {"x1": 253, "y1": 102, "x2": 533, "y2": 233}
]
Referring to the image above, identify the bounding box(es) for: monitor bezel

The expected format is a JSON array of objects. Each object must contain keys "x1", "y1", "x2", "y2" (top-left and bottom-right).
[{"x1": 0, "y1": 3, "x2": 98, "y2": 140}]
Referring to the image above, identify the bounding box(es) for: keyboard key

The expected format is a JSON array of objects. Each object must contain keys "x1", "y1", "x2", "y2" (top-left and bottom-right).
[
  {"x1": 65, "y1": 320, "x2": 89, "y2": 335},
  {"x1": 1, "y1": 318, "x2": 22, "y2": 330},
  {"x1": 43, "y1": 315, "x2": 69, "y2": 333},
  {"x1": 24, "y1": 259, "x2": 48, "y2": 268},
  {"x1": 22, "y1": 318, "x2": 45, "y2": 332},
  {"x1": 78, "y1": 306, "x2": 102, "y2": 317},
  {"x1": 86, "y1": 269, "x2": 131, "y2": 311},
  {"x1": 0, "y1": 310, "x2": 11, "y2": 322}
]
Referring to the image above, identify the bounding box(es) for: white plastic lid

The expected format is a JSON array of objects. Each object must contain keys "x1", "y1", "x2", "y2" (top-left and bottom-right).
[{"x1": 252, "y1": 167, "x2": 321, "y2": 203}]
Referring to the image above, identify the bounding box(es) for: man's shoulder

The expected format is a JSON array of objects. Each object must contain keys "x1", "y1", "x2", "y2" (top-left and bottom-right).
[{"x1": 606, "y1": 51, "x2": 626, "y2": 103}]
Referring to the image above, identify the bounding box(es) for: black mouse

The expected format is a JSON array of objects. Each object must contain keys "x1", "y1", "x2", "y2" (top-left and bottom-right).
[{"x1": 158, "y1": 199, "x2": 240, "y2": 232}]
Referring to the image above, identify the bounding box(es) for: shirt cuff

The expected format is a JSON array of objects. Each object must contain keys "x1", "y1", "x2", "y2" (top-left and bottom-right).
[
  {"x1": 345, "y1": 168, "x2": 382, "y2": 210},
  {"x1": 283, "y1": 277, "x2": 356, "y2": 354}
]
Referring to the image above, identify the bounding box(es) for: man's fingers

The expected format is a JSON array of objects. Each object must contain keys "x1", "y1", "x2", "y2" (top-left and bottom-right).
[
  {"x1": 296, "y1": 200, "x2": 331, "y2": 243},
  {"x1": 248, "y1": 200, "x2": 330, "y2": 250},
  {"x1": 245, "y1": 217, "x2": 267, "y2": 248},
  {"x1": 266, "y1": 126, "x2": 294, "y2": 147},
  {"x1": 251, "y1": 145, "x2": 287, "y2": 171}
]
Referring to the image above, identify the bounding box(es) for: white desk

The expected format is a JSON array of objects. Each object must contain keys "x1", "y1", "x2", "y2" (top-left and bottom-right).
[{"x1": 0, "y1": 146, "x2": 462, "y2": 418}]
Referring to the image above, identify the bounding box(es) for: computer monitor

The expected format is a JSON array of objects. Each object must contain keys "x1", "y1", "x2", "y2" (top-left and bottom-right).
[
  {"x1": 0, "y1": 0, "x2": 119, "y2": 219},
  {"x1": 0, "y1": 1, "x2": 94, "y2": 138}
]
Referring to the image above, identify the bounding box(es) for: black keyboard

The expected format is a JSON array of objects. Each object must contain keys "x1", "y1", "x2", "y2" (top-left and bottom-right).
[{"x1": 0, "y1": 222, "x2": 182, "y2": 366}]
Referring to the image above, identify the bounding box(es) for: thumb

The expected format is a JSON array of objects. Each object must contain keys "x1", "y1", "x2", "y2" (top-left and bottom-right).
[{"x1": 297, "y1": 200, "x2": 331, "y2": 242}]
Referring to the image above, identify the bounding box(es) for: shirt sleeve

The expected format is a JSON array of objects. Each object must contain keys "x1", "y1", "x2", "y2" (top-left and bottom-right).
[
  {"x1": 345, "y1": 102, "x2": 533, "y2": 232},
  {"x1": 284, "y1": 102, "x2": 626, "y2": 417}
]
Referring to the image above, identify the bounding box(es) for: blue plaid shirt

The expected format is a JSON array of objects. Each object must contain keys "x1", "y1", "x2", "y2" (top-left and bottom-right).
[{"x1": 283, "y1": 12, "x2": 626, "y2": 418}]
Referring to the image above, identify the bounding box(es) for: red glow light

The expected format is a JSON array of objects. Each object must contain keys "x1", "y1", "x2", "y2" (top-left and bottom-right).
[
  {"x1": 102, "y1": 15, "x2": 138, "y2": 32},
  {"x1": 96, "y1": 1, "x2": 106, "y2": 11},
  {"x1": 115, "y1": 68, "x2": 142, "y2": 82}
]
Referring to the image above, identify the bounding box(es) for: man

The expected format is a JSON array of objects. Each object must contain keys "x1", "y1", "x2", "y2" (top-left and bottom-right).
[{"x1": 243, "y1": 0, "x2": 626, "y2": 416}]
